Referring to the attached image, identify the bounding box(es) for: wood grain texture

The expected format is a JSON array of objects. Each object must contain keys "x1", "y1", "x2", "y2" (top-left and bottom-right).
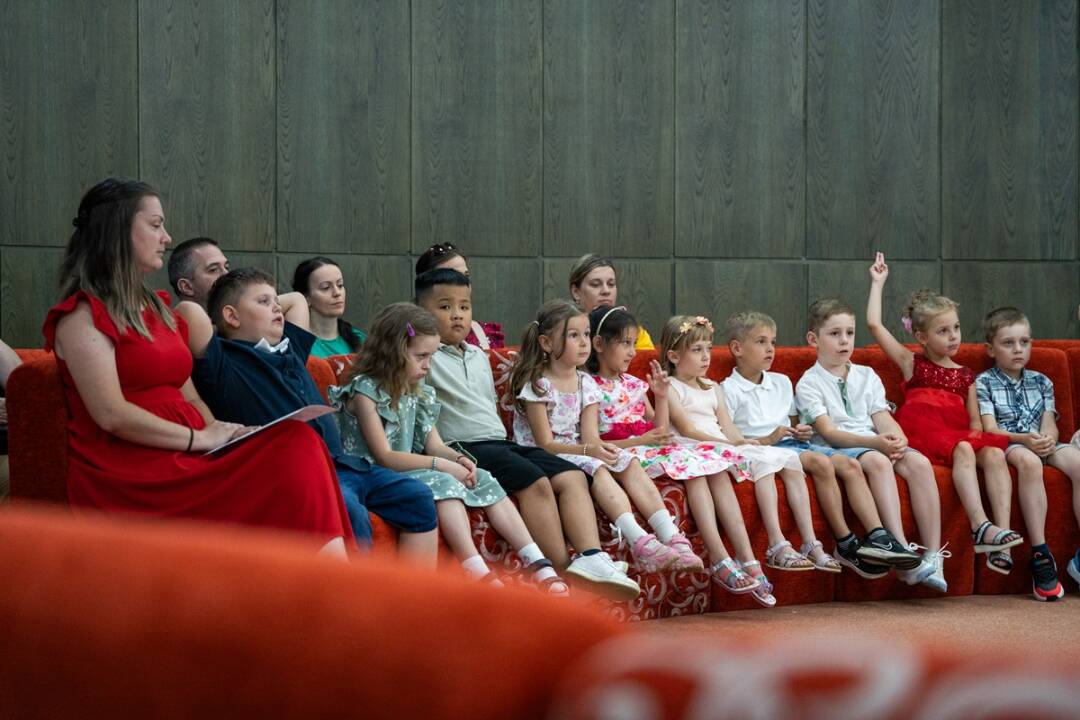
[
  {"x1": 543, "y1": 258, "x2": 672, "y2": 342},
  {"x1": 139, "y1": 0, "x2": 276, "y2": 251},
  {"x1": 276, "y1": 253, "x2": 412, "y2": 330},
  {"x1": 942, "y1": 0, "x2": 1078, "y2": 259},
  {"x1": 412, "y1": 1, "x2": 542, "y2": 256},
  {"x1": 674, "y1": 261, "x2": 807, "y2": 345},
  {"x1": 943, "y1": 261, "x2": 1080, "y2": 340},
  {"x1": 0, "y1": 0, "x2": 138, "y2": 247},
  {"x1": 808, "y1": 260, "x2": 942, "y2": 347},
  {"x1": 0, "y1": 247, "x2": 65, "y2": 347},
  {"x1": 465, "y1": 257, "x2": 543, "y2": 345},
  {"x1": 807, "y1": 0, "x2": 940, "y2": 259},
  {"x1": 277, "y1": 0, "x2": 410, "y2": 254},
  {"x1": 675, "y1": 0, "x2": 805, "y2": 258},
  {"x1": 543, "y1": 0, "x2": 675, "y2": 257}
]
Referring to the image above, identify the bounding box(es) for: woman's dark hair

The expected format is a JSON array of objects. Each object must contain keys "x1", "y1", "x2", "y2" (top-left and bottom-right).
[
  {"x1": 586, "y1": 305, "x2": 638, "y2": 373},
  {"x1": 58, "y1": 177, "x2": 174, "y2": 339},
  {"x1": 415, "y1": 242, "x2": 468, "y2": 275},
  {"x1": 291, "y1": 256, "x2": 362, "y2": 352}
]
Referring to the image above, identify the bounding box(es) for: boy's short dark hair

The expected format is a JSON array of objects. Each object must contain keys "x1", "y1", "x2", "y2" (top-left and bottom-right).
[
  {"x1": 982, "y1": 306, "x2": 1030, "y2": 342},
  {"x1": 207, "y1": 267, "x2": 277, "y2": 329},
  {"x1": 414, "y1": 268, "x2": 471, "y2": 303},
  {"x1": 807, "y1": 297, "x2": 855, "y2": 334},
  {"x1": 167, "y1": 237, "x2": 219, "y2": 294}
]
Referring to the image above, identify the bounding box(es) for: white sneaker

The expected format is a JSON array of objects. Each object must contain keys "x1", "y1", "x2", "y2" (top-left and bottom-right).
[
  {"x1": 896, "y1": 544, "x2": 934, "y2": 586},
  {"x1": 920, "y1": 545, "x2": 950, "y2": 593},
  {"x1": 566, "y1": 552, "x2": 641, "y2": 601}
]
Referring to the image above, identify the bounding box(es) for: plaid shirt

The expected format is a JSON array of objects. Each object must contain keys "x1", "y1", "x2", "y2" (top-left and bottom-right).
[{"x1": 975, "y1": 367, "x2": 1057, "y2": 434}]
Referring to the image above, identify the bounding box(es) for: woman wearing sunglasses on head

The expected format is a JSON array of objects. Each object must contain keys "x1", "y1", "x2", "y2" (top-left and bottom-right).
[{"x1": 414, "y1": 243, "x2": 504, "y2": 349}]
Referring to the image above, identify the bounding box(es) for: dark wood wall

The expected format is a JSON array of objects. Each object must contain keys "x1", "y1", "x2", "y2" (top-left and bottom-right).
[{"x1": 2, "y1": 0, "x2": 1077, "y2": 347}]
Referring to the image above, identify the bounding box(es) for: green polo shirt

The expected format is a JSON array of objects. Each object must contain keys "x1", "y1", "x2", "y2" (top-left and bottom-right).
[{"x1": 426, "y1": 342, "x2": 509, "y2": 443}]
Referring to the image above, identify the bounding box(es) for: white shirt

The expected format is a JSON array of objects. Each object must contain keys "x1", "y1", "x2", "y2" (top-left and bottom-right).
[
  {"x1": 722, "y1": 370, "x2": 796, "y2": 439},
  {"x1": 795, "y1": 361, "x2": 889, "y2": 443}
]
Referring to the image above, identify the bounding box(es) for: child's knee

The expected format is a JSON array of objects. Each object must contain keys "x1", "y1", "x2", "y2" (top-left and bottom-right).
[
  {"x1": 952, "y1": 442, "x2": 975, "y2": 467},
  {"x1": 860, "y1": 452, "x2": 891, "y2": 476},
  {"x1": 831, "y1": 454, "x2": 862, "y2": 477},
  {"x1": 518, "y1": 476, "x2": 556, "y2": 502},
  {"x1": 1010, "y1": 448, "x2": 1043, "y2": 475},
  {"x1": 801, "y1": 452, "x2": 831, "y2": 476}
]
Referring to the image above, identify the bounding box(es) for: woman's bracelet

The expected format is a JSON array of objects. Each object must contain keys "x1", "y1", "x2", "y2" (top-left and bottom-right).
[
  {"x1": 185, "y1": 427, "x2": 194, "y2": 453},
  {"x1": 582, "y1": 443, "x2": 590, "y2": 457}
]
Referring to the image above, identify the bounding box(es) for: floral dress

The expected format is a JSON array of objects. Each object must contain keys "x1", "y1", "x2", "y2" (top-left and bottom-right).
[
  {"x1": 512, "y1": 372, "x2": 636, "y2": 476},
  {"x1": 592, "y1": 373, "x2": 752, "y2": 482},
  {"x1": 330, "y1": 374, "x2": 506, "y2": 507}
]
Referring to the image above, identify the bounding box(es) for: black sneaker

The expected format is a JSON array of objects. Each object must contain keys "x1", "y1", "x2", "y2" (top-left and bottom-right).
[
  {"x1": 835, "y1": 536, "x2": 889, "y2": 579},
  {"x1": 859, "y1": 528, "x2": 922, "y2": 570},
  {"x1": 1031, "y1": 550, "x2": 1065, "y2": 602}
]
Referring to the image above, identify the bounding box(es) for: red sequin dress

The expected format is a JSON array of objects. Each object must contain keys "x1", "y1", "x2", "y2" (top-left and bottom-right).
[
  {"x1": 43, "y1": 291, "x2": 354, "y2": 544},
  {"x1": 895, "y1": 354, "x2": 1007, "y2": 465}
]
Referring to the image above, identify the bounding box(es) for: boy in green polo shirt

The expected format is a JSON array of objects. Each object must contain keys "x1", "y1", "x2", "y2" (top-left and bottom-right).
[{"x1": 417, "y1": 268, "x2": 639, "y2": 599}]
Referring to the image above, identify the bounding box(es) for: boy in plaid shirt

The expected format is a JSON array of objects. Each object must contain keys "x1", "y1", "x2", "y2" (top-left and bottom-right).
[{"x1": 976, "y1": 306, "x2": 1079, "y2": 600}]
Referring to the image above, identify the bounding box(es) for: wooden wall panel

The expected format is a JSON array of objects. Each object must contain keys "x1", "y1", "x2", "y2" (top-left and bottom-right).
[
  {"x1": 139, "y1": 0, "x2": 276, "y2": 251},
  {"x1": 543, "y1": 258, "x2": 672, "y2": 342},
  {"x1": 808, "y1": 260, "x2": 942, "y2": 347},
  {"x1": 277, "y1": 0, "x2": 410, "y2": 255},
  {"x1": 676, "y1": 0, "x2": 805, "y2": 258},
  {"x1": 412, "y1": 1, "x2": 542, "y2": 256},
  {"x1": 942, "y1": 0, "x2": 1079, "y2": 260},
  {"x1": 943, "y1": 262, "x2": 1080, "y2": 340},
  {"x1": 0, "y1": 248, "x2": 65, "y2": 348},
  {"x1": 674, "y1": 261, "x2": 807, "y2": 345},
  {"x1": 0, "y1": 0, "x2": 138, "y2": 247},
  {"x1": 465, "y1": 257, "x2": 543, "y2": 344},
  {"x1": 277, "y1": 254, "x2": 412, "y2": 331},
  {"x1": 807, "y1": 0, "x2": 940, "y2": 259},
  {"x1": 543, "y1": 0, "x2": 674, "y2": 257}
]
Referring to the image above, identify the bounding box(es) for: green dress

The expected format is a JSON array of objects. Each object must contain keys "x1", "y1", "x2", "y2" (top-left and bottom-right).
[{"x1": 329, "y1": 374, "x2": 506, "y2": 507}]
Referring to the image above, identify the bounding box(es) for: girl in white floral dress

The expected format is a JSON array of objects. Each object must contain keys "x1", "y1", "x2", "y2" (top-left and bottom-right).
[
  {"x1": 509, "y1": 300, "x2": 703, "y2": 575},
  {"x1": 587, "y1": 305, "x2": 769, "y2": 599},
  {"x1": 331, "y1": 302, "x2": 569, "y2": 595}
]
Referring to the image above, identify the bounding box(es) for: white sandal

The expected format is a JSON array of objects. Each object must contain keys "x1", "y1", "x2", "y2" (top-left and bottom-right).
[{"x1": 800, "y1": 540, "x2": 842, "y2": 574}]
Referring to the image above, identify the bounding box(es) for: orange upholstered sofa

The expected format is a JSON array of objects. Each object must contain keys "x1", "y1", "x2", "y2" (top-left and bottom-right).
[{"x1": 7, "y1": 342, "x2": 1080, "y2": 616}]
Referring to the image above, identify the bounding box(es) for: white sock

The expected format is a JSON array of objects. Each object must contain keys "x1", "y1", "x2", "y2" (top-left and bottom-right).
[
  {"x1": 516, "y1": 542, "x2": 545, "y2": 566},
  {"x1": 648, "y1": 509, "x2": 678, "y2": 544},
  {"x1": 461, "y1": 554, "x2": 490, "y2": 579},
  {"x1": 615, "y1": 512, "x2": 648, "y2": 544}
]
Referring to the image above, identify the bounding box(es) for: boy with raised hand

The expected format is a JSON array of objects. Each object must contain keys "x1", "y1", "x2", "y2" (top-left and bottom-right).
[
  {"x1": 722, "y1": 311, "x2": 919, "y2": 577},
  {"x1": 415, "y1": 267, "x2": 640, "y2": 599},
  {"x1": 794, "y1": 298, "x2": 947, "y2": 592},
  {"x1": 977, "y1": 306, "x2": 1077, "y2": 600},
  {"x1": 175, "y1": 268, "x2": 438, "y2": 559}
]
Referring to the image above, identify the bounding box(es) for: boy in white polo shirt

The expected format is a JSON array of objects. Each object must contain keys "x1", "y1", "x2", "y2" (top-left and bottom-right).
[
  {"x1": 416, "y1": 268, "x2": 639, "y2": 599},
  {"x1": 722, "y1": 311, "x2": 920, "y2": 578},
  {"x1": 795, "y1": 298, "x2": 947, "y2": 592}
]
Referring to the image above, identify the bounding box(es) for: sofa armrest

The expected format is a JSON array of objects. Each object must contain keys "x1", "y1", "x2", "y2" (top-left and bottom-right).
[{"x1": 7, "y1": 351, "x2": 69, "y2": 503}]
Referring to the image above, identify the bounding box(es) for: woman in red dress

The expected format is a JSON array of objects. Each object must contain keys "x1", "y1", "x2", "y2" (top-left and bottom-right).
[
  {"x1": 867, "y1": 253, "x2": 1022, "y2": 574},
  {"x1": 44, "y1": 178, "x2": 353, "y2": 556}
]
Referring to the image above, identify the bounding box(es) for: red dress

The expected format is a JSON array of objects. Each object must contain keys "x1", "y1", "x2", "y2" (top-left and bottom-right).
[
  {"x1": 894, "y1": 354, "x2": 1007, "y2": 465},
  {"x1": 43, "y1": 291, "x2": 353, "y2": 544}
]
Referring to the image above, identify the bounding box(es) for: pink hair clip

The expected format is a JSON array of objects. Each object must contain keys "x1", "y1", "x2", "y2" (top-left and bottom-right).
[
  {"x1": 406, "y1": 322, "x2": 416, "y2": 338},
  {"x1": 901, "y1": 316, "x2": 913, "y2": 333}
]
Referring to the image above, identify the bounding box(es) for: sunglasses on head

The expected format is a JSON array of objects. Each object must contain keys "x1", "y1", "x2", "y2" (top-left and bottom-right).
[{"x1": 426, "y1": 242, "x2": 457, "y2": 257}]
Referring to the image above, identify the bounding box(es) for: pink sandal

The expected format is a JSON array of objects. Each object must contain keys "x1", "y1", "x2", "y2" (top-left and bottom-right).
[
  {"x1": 666, "y1": 533, "x2": 705, "y2": 572},
  {"x1": 629, "y1": 533, "x2": 680, "y2": 573}
]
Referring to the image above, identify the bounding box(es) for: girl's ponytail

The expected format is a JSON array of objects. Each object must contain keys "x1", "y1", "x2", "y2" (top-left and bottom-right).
[{"x1": 507, "y1": 300, "x2": 583, "y2": 412}]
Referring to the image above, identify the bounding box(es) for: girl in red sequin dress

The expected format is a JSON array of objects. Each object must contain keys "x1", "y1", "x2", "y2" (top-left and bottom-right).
[{"x1": 868, "y1": 253, "x2": 1022, "y2": 573}]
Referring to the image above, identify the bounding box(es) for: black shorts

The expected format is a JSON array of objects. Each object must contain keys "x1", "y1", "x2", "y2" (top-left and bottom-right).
[{"x1": 457, "y1": 440, "x2": 582, "y2": 493}]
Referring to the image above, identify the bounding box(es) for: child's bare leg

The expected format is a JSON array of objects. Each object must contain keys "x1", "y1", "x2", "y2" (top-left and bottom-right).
[
  {"x1": 803, "y1": 453, "x2": 850, "y2": 538},
  {"x1": 486, "y1": 495, "x2": 538, "y2": 552},
  {"x1": 831, "y1": 454, "x2": 882, "y2": 531},
  {"x1": 1046, "y1": 445, "x2": 1080, "y2": 529},
  {"x1": 437, "y1": 499, "x2": 482, "y2": 561},
  {"x1": 513, "y1": 478, "x2": 569, "y2": 567},
  {"x1": 753, "y1": 473, "x2": 787, "y2": 547},
  {"x1": 859, "y1": 451, "x2": 909, "y2": 545},
  {"x1": 550, "y1": 469, "x2": 601, "y2": 565},
  {"x1": 978, "y1": 446, "x2": 1014, "y2": 546},
  {"x1": 684, "y1": 475, "x2": 730, "y2": 563},
  {"x1": 590, "y1": 467, "x2": 633, "y2": 520},
  {"x1": 708, "y1": 472, "x2": 755, "y2": 562},
  {"x1": 612, "y1": 461, "x2": 666, "y2": 516},
  {"x1": 894, "y1": 451, "x2": 941, "y2": 551},
  {"x1": 951, "y1": 442, "x2": 994, "y2": 530},
  {"x1": 398, "y1": 530, "x2": 439, "y2": 569},
  {"x1": 1010, "y1": 446, "x2": 1048, "y2": 546}
]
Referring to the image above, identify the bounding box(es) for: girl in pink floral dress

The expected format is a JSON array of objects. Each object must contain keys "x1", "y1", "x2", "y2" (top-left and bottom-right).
[{"x1": 587, "y1": 306, "x2": 770, "y2": 601}]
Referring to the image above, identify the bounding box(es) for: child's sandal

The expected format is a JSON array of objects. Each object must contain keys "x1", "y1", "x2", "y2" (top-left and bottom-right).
[
  {"x1": 765, "y1": 540, "x2": 815, "y2": 571},
  {"x1": 972, "y1": 520, "x2": 1024, "y2": 554},
  {"x1": 800, "y1": 540, "x2": 842, "y2": 574},
  {"x1": 526, "y1": 558, "x2": 571, "y2": 598},
  {"x1": 709, "y1": 557, "x2": 760, "y2": 595},
  {"x1": 986, "y1": 549, "x2": 1013, "y2": 575},
  {"x1": 738, "y1": 559, "x2": 777, "y2": 608}
]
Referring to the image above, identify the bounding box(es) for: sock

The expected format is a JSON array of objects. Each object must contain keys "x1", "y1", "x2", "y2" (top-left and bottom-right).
[
  {"x1": 647, "y1": 509, "x2": 678, "y2": 544},
  {"x1": 615, "y1": 513, "x2": 648, "y2": 544},
  {"x1": 866, "y1": 527, "x2": 888, "y2": 540},
  {"x1": 461, "y1": 554, "x2": 490, "y2": 579},
  {"x1": 516, "y1": 542, "x2": 545, "y2": 566},
  {"x1": 1031, "y1": 543, "x2": 1051, "y2": 559},
  {"x1": 837, "y1": 533, "x2": 857, "y2": 549}
]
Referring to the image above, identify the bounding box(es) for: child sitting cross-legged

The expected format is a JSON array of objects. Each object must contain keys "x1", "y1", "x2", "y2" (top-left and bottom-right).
[
  {"x1": 720, "y1": 311, "x2": 920, "y2": 578},
  {"x1": 330, "y1": 302, "x2": 570, "y2": 595}
]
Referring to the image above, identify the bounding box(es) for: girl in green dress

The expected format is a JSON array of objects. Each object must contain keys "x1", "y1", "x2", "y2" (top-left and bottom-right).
[{"x1": 330, "y1": 302, "x2": 569, "y2": 595}]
